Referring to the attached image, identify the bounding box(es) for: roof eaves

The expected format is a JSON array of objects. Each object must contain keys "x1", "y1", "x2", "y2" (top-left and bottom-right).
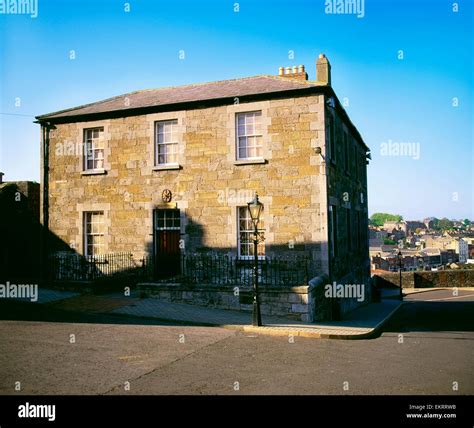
[{"x1": 36, "y1": 75, "x2": 324, "y2": 121}]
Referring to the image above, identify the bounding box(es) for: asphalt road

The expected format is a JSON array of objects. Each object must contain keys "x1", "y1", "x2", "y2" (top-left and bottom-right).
[{"x1": 0, "y1": 289, "x2": 472, "y2": 395}]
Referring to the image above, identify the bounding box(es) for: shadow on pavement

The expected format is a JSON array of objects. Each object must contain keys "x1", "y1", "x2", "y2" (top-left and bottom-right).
[
  {"x1": 381, "y1": 300, "x2": 474, "y2": 334},
  {"x1": 0, "y1": 300, "x2": 197, "y2": 327}
]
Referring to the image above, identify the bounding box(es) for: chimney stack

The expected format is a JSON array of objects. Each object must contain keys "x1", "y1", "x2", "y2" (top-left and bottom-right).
[
  {"x1": 316, "y1": 53, "x2": 331, "y2": 85},
  {"x1": 277, "y1": 64, "x2": 308, "y2": 80}
]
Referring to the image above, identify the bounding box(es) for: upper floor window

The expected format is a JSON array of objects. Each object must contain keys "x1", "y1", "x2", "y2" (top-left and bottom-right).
[
  {"x1": 84, "y1": 211, "x2": 104, "y2": 257},
  {"x1": 354, "y1": 144, "x2": 359, "y2": 180},
  {"x1": 346, "y1": 207, "x2": 352, "y2": 251},
  {"x1": 343, "y1": 131, "x2": 349, "y2": 173},
  {"x1": 155, "y1": 120, "x2": 179, "y2": 165},
  {"x1": 327, "y1": 114, "x2": 335, "y2": 163},
  {"x1": 236, "y1": 111, "x2": 262, "y2": 160},
  {"x1": 84, "y1": 127, "x2": 104, "y2": 171}
]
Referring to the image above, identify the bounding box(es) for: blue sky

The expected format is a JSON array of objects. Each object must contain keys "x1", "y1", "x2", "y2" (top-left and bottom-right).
[{"x1": 1, "y1": 0, "x2": 472, "y2": 220}]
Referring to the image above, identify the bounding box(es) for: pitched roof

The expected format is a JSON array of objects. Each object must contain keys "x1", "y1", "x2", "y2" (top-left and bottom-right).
[{"x1": 37, "y1": 75, "x2": 325, "y2": 120}]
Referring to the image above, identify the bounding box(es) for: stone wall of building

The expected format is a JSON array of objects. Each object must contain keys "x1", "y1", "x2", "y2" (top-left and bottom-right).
[
  {"x1": 45, "y1": 95, "x2": 327, "y2": 267},
  {"x1": 139, "y1": 283, "x2": 311, "y2": 321},
  {"x1": 139, "y1": 273, "x2": 330, "y2": 322},
  {"x1": 43, "y1": 91, "x2": 371, "y2": 318},
  {"x1": 325, "y1": 105, "x2": 371, "y2": 314}
]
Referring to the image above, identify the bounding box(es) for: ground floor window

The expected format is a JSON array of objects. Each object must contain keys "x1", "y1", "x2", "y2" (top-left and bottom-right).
[
  {"x1": 84, "y1": 211, "x2": 105, "y2": 257},
  {"x1": 346, "y1": 207, "x2": 352, "y2": 251},
  {"x1": 237, "y1": 206, "x2": 265, "y2": 259},
  {"x1": 329, "y1": 205, "x2": 337, "y2": 259}
]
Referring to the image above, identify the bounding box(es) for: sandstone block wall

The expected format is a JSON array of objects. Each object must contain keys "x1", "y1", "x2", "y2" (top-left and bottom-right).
[{"x1": 45, "y1": 95, "x2": 327, "y2": 268}]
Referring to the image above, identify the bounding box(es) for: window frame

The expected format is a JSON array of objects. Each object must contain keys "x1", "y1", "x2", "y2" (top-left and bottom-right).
[
  {"x1": 154, "y1": 209, "x2": 181, "y2": 231},
  {"x1": 354, "y1": 143, "x2": 359, "y2": 180},
  {"x1": 83, "y1": 127, "x2": 105, "y2": 171},
  {"x1": 346, "y1": 207, "x2": 352, "y2": 251},
  {"x1": 83, "y1": 211, "x2": 105, "y2": 258},
  {"x1": 237, "y1": 206, "x2": 265, "y2": 260},
  {"x1": 343, "y1": 131, "x2": 349, "y2": 174},
  {"x1": 329, "y1": 205, "x2": 338, "y2": 259},
  {"x1": 235, "y1": 111, "x2": 263, "y2": 161},
  {"x1": 327, "y1": 113, "x2": 336, "y2": 164},
  {"x1": 155, "y1": 119, "x2": 179, "y2": 166}
]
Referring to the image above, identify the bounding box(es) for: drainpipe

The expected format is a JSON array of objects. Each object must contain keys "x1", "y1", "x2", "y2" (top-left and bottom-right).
[{"x1": 36, "y1": 120, "x2": 52, "y2": 281}]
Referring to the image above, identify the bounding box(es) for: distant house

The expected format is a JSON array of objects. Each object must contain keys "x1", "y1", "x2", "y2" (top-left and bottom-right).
[
  {"x1": 382, "y1": 221, "x2": 407, "y2": 234},
  {"x1": 423, "y1": 235, "x2": 468, "y2": 263},
  {"x1": 423, "y1": 217, "x2": 436, "y2": 230},
  {"x1": 406, "y1": 221, "x2": 426, "y2": 235},
  {"x1": 420, "y1": 247, "x2": 442, "y2": 269},
  {"x1": 468, "y1": 244, "x2": 474, "y2": 261}
]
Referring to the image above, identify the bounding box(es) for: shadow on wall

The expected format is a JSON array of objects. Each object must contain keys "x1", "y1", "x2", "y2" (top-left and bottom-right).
[
  {"x1": 1, "y1": 201, "x2": 370, "y2": 321},
  {"x1": 30, "y1": 211, "x2": 325, "y2": 293},
  {"x1": 0, "y1": 182, "x2": 71, "y2": 282}
]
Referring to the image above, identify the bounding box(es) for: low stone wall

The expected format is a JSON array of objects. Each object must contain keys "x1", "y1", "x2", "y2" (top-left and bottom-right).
[
  {"x1": 308, "y1": 274, "x2": 331, "y2": 321},
  {"x1": 138, "y1": 275, "x2": 330, "y2": 322},
  {"x1": 373, "y1": 269, "x2": 474, "y2": 289}
]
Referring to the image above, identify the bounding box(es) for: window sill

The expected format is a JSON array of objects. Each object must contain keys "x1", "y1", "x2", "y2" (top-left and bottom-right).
[
  {"x1": 234, "y1": 158, "x2": 267, "y2": 166},
  {"x1": 237, "y1": 257, "x2": 267, "y2": 263},
  {"x1": 153, "y1": 164, "x2": 181, "y2": 171},
  {"x1": 82, "y1": 169, "x2": 107, "y2": 176}
]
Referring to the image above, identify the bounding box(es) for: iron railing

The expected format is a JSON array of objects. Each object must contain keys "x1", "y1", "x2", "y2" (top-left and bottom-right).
[
  {"x1": 143, "y1": 253, "x2": 311, "y2": 288},
  {"x1": 49, "y1": 252, "x2": 141, "y2": 281},
  {"x1": 49, "y1": 251, "x2": 312, "y2": 287}
]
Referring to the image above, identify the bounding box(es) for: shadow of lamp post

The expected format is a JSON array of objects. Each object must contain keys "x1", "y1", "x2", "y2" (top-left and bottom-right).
[{"x1": 247, "y1": 193, "x2": 264, "y2": 327}]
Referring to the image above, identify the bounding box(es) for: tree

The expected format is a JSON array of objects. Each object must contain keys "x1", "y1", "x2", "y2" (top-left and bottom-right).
[
  {"x1": 370, "y1": 213, "x2": 403, "y2": 227},
  {"x1": 437, "y1": 218, "x2": 454, "y2": 231},
  {"x1": 430, "y1": 218, "x2": 440, "y2": 230}
]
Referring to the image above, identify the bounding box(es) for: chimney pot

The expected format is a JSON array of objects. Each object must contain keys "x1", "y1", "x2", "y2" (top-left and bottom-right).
[{"x1": 277, "y1": 65, "x2": 307, "y2": 80}]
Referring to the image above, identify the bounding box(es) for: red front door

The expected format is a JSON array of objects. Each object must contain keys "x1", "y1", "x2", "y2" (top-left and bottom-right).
[{"x1": 154, "y1": 209, "x2": 181, "y2": 278}]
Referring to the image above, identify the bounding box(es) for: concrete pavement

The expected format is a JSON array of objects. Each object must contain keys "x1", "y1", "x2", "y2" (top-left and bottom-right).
[
  {"x1": 7, "y1": 286, "x2": 403, "y2": 339},
  {"x1": 0, "y1": 302, "x2": 472, "y2": 394},
  {"x1": 0, "y1": 287, "x2": 472, "y2": 395}
]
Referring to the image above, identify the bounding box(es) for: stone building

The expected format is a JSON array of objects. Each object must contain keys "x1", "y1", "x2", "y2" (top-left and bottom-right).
[{"x1": 36, "y1": 54, "x2": 371, "y2": 320}]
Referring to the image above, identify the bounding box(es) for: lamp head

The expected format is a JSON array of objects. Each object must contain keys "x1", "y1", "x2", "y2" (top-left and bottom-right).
[{"x1": 247, "y1": 193, "x2": 263, "y2": 227}]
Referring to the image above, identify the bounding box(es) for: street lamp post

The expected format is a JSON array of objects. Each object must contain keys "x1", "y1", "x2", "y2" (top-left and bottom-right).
[
  {"x1": 397, "y1": 250, "x2": 403, "y2": 301},
  {"x1": 247, "y1": 193, "x2": 263, "y2": 327}
]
